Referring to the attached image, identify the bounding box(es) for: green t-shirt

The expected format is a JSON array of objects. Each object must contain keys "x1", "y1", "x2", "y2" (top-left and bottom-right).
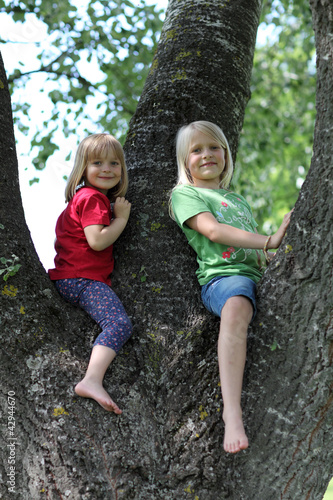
[{"x1": 171, "y1": 184, "x2": 266, "y2": 285}]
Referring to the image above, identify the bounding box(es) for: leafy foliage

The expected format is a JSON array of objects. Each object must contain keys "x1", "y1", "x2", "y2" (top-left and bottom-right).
[
  {"x1": 1, "y1": 0, "x2": 164, "y2": 164},
  {"x1": 233, "y1": 0, "x2": 316, "y2": 231},
  {"x1": 1, "y1": 0, "x2": 316, "y2": 232},
  {"x1": 0, "y1": 254, "x2": 22, "y2": 281}
]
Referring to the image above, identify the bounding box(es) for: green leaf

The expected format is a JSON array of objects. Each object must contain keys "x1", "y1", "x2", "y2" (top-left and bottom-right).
[
  {"x1": 29, "y1": 178, "x2": 40, "y2": 186},
  {"x1": 270, "y1": 340, "x2": 280, "y2": 351}
]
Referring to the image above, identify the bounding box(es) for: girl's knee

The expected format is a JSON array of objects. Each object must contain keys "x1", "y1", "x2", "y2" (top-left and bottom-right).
[
  {"x1": 112, "y1": 313, "x2": 133, "y2": 344},
  {"x1": 120, "y1": 315, "x2": 133, "y2": 339},
  {"x1": 221, "y1": 296, "x2": 253, "y2": 326},
  {"x1": 95, "y1": 316, "x2": 132, "y2": 352}
]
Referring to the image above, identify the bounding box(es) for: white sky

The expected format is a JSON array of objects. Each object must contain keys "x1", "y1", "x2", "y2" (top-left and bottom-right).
[{"x1": 0, "y1": 2, "x2": 274, "y2": 271}]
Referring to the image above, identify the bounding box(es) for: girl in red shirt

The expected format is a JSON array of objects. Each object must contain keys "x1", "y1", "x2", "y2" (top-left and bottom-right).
[{"x1": 49, "y1": 133, "x2": 132, "y2": 414}]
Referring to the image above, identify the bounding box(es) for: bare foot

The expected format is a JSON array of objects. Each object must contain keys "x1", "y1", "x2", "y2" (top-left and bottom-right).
[
  {"x1": 75, "y1": 378, "x2": 122, "y2": 414},
  {"x1": 223, "y1": 412, "x2": 249, "y2": 453}
]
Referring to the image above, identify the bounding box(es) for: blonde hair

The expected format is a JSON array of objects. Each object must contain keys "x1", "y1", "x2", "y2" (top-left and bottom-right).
[
  {"x1": 175, "y1": 121, "x2": 234, "y2": 188},
  {"x1": 65, "y1": 133, "x2": 129, "y2": 202}
]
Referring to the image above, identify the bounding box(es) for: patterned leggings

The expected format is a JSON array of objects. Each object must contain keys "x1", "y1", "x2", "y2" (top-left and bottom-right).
[{"x1": 55, "y1": 278, "x2": 132, "y2": 353}]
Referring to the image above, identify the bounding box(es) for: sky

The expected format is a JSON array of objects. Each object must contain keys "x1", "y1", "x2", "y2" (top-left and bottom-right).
[{"x1": 0, "y1": 1, "x2": 275, "y2": 271}]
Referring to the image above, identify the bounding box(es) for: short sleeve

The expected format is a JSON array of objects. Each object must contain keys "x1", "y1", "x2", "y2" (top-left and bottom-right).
[
  {"x1": 171, "y1": 186, "x2": 211, "y2": 228},
  {"x1": 76, "y1": 192, "x2": 111, "y2": 228}
]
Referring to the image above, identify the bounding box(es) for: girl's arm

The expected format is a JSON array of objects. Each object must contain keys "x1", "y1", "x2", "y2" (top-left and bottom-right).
[
  {"x1": 186, "y1": 210, "x2": 292, "y2": 250},
  {"x1": 84, "y1": 197, "x2": 131, "y2": 251}
]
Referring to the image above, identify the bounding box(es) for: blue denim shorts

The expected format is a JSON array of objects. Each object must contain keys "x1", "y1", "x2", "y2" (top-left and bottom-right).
[{"x1": 201, "y1": 275, "x2": 257, "y2": 320}]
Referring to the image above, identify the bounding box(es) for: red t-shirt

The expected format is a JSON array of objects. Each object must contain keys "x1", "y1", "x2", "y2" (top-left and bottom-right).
[{"x1": 48, "y1": 187, "x2": 114, "y2": 286}]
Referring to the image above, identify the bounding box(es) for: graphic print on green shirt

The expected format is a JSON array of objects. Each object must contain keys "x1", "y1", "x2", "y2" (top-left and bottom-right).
[{"x1": 171, "y1": 184, "x2": 266, "y2": 285}]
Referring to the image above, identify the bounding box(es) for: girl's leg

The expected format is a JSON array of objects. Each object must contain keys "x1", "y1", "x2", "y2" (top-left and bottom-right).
[
  {"x1": 75, "y1": 281, "x2": 132, "y2": 412},
  {"x1": 56, "y1": 279, "x2": 132, "y2": 413},
  {"x1": 74, "y1": 345, "x2": 122, "y2": 413},
  {"x1": 218, "y1": 295, "x2": 253, "y2": 453}
]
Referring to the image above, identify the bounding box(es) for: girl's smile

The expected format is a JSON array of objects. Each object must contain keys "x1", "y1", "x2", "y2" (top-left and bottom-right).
[
  {"x1": 186, "y1": 130, "x2": 225, "y2": 189},
  {"x1": 84, "y1": 158, "x2": 122, "y2": 194}
]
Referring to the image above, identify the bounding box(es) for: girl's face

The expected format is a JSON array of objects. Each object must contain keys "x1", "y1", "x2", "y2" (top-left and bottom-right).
[
  {"x1": 84, "y1": 154, "x2": 122, "y2": 195},
  {"x1": 186, "y1": 130, "x2": 225, "y2": 189}
]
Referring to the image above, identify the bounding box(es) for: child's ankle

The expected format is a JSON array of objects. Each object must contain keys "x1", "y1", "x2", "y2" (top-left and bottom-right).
[{"x1": 223, "y1": 407, "x2": 243, "y2": 423}]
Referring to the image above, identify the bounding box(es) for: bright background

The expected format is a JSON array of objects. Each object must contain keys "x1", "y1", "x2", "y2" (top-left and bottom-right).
[{"x1": 0, "y1": 2, "x2": 277, "y2": 271}]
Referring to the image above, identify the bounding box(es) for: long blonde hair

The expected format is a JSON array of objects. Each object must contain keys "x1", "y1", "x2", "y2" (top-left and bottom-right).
[
  {"x1": 65, "y1": 133, "x2": 129, "y2": 202},
  {"x1": 175, "y1": 121, "x2": 234, "y2": 188}
]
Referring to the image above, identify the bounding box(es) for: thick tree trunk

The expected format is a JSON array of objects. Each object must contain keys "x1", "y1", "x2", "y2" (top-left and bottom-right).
[{"x1": 0, "y1": 0, "x2": 332, "y2": 499}]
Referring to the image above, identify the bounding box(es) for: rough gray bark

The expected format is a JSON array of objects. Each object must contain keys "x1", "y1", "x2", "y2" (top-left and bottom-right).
[{"x1": 0, "y1": 1, "x2": 332, "y2": 499}]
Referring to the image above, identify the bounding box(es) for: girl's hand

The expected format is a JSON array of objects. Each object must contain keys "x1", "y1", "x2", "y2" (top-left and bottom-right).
[
  {"x1": 270, "y1": 209, "x2": 293, "y2": 249},
  {"x1": 84, "y1": 197, "x2": 131, "y2": 251},
  {"x1": 113, "y1": 197, "x2": 131, "y2": 222}
]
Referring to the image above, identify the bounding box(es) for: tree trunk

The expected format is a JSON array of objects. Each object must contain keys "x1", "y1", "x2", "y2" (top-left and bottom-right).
[{"x1": 0, "y1": 0, "x2": 332, "y2": 499}]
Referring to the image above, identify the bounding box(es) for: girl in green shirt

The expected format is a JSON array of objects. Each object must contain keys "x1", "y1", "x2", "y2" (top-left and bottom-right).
[{"x1": 171, "y1": 121, "x2": 292, "y2": 453}]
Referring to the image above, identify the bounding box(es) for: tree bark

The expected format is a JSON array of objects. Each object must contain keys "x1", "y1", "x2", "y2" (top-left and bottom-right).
[{"x1": 0, "y1": 0, "x2": 332, "y2": 499}]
